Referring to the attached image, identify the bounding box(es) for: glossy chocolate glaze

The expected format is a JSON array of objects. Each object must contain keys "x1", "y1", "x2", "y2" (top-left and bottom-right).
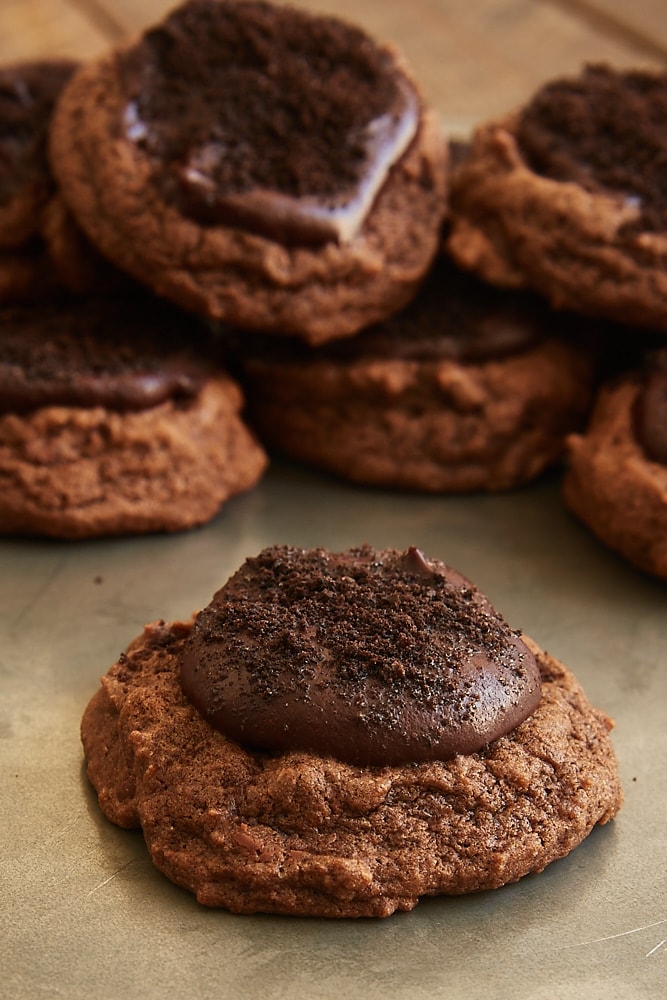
[
  {"x1": 0, "y1": 297, "x2": 212, "y2": 414},
  {"x1": 633, "y1": 349, "x2": 667, "y2": 465},
  {"x1": 119, "y1": 0, "x2": 419, "y2": 245},
  {"x1": 0, "y1": 60, "x2": 77, "y2": 204},
  {"x1": 516, "y1": 65, "x2": 667, "y2": 234},
  {"x1": 179, "y1": 545, "x2": 542, "y2": 767}
]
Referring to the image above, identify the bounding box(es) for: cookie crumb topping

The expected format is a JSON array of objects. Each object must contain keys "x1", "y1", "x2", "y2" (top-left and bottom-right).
[
  {"x1": 179, "y1": 544, "x2": 542, "y2": 766},
  {"x1": 516, "y1": 64, "x2": 667, "y2": 234},
  {"x1": 119, "y1": 0, "x2": 419, "y2": 245},
  {"x1": 0, "y1": 297, "x2": 213, "y2": 413}
]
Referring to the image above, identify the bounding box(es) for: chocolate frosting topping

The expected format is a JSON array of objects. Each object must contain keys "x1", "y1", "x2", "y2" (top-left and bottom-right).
[
  {"x1": 633, "y1": 349, "x2": 667, "y2": 466},
  {"x1": 119, "y1": 0, "x2": 419, "y2": 245},
  {"x1": 516, "y1": 65, "x2": 667, "y2": 234},
  {"x1": 0, "y1": 297, "x2": 213, "y2": 414},
  {"x1": 179, "y1": 545, "x2": 542, "y2": 766},
  {"x1": 0, "y1": 60, "x2": 77, "y2": 206}
]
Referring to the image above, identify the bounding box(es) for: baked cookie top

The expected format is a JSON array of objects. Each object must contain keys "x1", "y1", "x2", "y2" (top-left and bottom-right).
[
  {"x1": 49, "y1": 0, "x2": 447, "y2": 341},
  {"x1": 226, "y1": 251, "x2": 598, "y2": 494},
  {"x1": 563, "y1": 361, "x2": 667, "y2": 580},
  {"x1": 516, "y1": 65, "x2": 667, "y2": 237},
  {"x1": 0, "y1": 59, "x2": 77, "y2": 247},
  {"x1": 120, "y1": 0, "x2": 419, "y2": 247},
  {"x1": 446, "y1": 65, "x2": 667, "y2": 331}
]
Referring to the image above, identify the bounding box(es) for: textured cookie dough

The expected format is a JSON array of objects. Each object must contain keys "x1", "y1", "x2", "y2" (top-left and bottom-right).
[
  {"x1": 446, "y1": 66, "x2": 667, "y2": 331},
  {"x1": 50, "y1": 0, "x2": 448, "y2": 344},
  {"x1": 0, "y1": 377, "x2": 266, "y2": 539},
  {"x1": 81, "y1": 549, "x2": 622, "y2": 917},
  {"x1": 0, "y1": 298, "x2": 267, "y2": 539},
  {"x1": 233, "y1": 260, "x2": 597, "y2": 492},
  {"x1": 0, "y1": 60, "x2": 76, "y2": 248},
  {"x1": 563, "y1": 375, "x2": 667, "y2": 580},
  {"x1": 0, "y1": 59, "x2": 125, "y2": 302}
]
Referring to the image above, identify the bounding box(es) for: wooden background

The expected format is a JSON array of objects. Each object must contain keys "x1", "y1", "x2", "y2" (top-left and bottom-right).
[{"x1": 0, "y1": 0, "x2": 665, "y2": 133}]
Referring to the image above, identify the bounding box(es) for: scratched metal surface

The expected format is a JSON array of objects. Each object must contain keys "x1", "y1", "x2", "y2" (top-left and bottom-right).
[{"x1": 1, "y1": 461, "x2": 666, "y2": 1000}]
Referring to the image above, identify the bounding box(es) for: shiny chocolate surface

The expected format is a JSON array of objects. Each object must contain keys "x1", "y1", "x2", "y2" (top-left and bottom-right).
[
  {"x1": 0, "y1": 297, "x2": 212, "y2": 413},
  {"x1": 179, "y1": 545, "x2": 541, "y2": 766},
  {"x1": 120, "y1": 0, "x2": 419, "y2": 245}
]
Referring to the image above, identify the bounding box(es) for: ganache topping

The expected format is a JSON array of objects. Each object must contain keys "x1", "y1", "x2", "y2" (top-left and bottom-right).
[
  {"x1": 179, "y1": 544, "x2": 542, "y2": 767},
  {"x1": 118, "y1": 0, "x2": 420, "y2": 245},
  {"x1": 516, "y1": 65, "x2": 667, "y2": 235},
  {"x1": 0, "y1": 297, "x2": 213, "y2": 414}
]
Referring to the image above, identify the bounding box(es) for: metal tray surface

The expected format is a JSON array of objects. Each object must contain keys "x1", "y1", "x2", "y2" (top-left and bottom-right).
[{"x1": 2, "y1": 462, "x2": 666, "y2": 1000}]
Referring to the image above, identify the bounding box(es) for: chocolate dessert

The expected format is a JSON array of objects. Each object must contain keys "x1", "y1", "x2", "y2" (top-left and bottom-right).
[
  {"x1": 50, "y1": 0, "x2": 448, "y2": 342},
  {"x1": 446, "y1": 65, "x2": 667, "y2": 330},
  {"x1": 229, "y1": 255, "x2": 597, "y2": 491},
  {"x1": 81, "y1": 545, "x2": 622, "y2": 917},
  {"x1": 0, "y1": 296, "x2": 267, "y2": 538}
]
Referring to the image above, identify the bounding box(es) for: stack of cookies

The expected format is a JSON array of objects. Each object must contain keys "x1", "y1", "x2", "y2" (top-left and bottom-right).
[
  {"x1": 0, "y1": 36, "x2": 268, "y2": 539},
  {"x1": 3, "y1": 0, "x2": 651, "y2": 551},
  {"x1": 3, "y1": 0, "x2": 664, "y2": 573}
]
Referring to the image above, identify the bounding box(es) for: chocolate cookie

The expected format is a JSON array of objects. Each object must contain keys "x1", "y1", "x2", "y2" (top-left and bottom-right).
[
  {"x1": 0, "y1": 296, "x2": 267, "y2": 538},
  {"x1": 229, "y1": 256, "x2": 597, "y2": 491},
  {"x1": 49, "y1": 0, "x2": 447, "y2": 344},
  {"x1": 0, "y1": 59, "x2": 124, "y2": 303},
  {"x1": 563, "y1": 350, "x2": 667, "y2": 580},
  {"x1": 446, "y1": 65, "x2": 667, "y2": 331},
  {"x1": 81, "y1": 545, "x2": 622, "y2": 917}
]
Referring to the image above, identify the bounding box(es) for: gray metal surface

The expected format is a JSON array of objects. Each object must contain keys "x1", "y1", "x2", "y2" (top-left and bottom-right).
[{"x1": 2, "y1": 462, "x2": 665, "y2": 1000}]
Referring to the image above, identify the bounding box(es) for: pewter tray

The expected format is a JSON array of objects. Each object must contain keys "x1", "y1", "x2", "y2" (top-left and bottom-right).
[{"x1": 3, "y1": 461, "x2": 665, "y2": 1000}]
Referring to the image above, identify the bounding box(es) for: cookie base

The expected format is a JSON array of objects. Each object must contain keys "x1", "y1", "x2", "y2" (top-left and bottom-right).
[
  {"x1": 81, "y1": 620, "x2": 622, "y2": 917},
  {"x1": 242, "y1": 337, "x2": 595, "y2": 492},
  {"x1": 563, "y1": 377, "x2": 667, "y2": 580},
  {"x1": 446, "y1": 115, "x2": 667, "y2": 331},
  {"x1": 0, "y1": 376, "x2": 267, "y2": 539}
]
